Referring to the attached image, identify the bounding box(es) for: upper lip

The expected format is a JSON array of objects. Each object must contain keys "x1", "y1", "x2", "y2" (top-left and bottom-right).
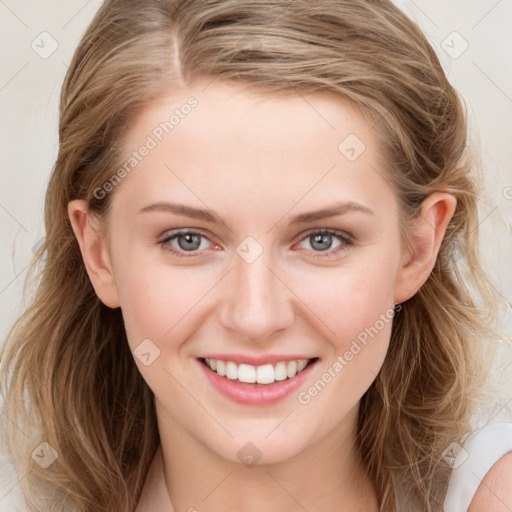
[{"x1": 199, "y1": 354, "x2": 318, "y2": 366}]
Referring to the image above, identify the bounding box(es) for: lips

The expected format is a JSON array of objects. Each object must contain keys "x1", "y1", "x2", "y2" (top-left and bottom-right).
[
  {"x1": 197, "y1": 356, "x2": 320, "y2": 406},
  {"x1": 201, "y1": 357, "x2": 313, "y2": 384}
]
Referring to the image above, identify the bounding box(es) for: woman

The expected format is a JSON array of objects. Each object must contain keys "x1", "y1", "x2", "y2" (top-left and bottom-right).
[{"x1": 1, "y1": 0, "x2": 511, "y2": 510}]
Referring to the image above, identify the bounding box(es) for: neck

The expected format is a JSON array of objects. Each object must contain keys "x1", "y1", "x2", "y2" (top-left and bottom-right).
[{"x1": 154, "y1": 402, "x2": 379, "y2": 512}]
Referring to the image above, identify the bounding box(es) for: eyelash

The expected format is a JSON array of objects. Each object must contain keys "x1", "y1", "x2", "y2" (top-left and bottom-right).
[{"x1": 158, "y1": 228, "x2": 354, "y2": 259}]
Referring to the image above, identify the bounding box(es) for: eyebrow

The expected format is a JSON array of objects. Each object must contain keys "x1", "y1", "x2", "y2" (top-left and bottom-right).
[{"x1": 139, "y1": 200, "x2": 374, "y2": 225}]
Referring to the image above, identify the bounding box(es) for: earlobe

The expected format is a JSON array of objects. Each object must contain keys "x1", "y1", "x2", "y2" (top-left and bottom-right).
[
  {"x1": 394, "y1": 193, "x2": 457, "y2": 304},
  {"x1": 67, "y1": 199, "x2": 121, "y2": 308}
]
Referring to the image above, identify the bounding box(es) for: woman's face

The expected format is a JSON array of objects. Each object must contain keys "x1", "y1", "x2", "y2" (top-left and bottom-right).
[{"x1": 93, "y1": 81, "x2": 415, "y2": 464}]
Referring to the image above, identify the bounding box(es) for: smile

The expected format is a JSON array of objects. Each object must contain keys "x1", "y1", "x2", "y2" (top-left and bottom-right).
[
  {"x1": 203, "y1": 357, "x2": 314, "y2": 384},
  {"x1": 197, "y1": 356, "x2": 320, "y2": 406}
]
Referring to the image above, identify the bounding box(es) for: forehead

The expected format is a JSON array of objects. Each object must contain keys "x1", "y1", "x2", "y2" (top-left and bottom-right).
[{"x1": 111, "y1": 81, "x2": 395, "y2": 221}]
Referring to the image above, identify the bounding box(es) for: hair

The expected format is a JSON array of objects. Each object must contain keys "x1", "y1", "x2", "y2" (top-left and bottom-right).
[{"x1": 1, "y1": 0, "x2": 509, "y2": 510}]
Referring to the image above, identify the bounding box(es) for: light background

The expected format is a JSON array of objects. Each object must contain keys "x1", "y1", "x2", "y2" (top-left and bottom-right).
[{"x1": 0, "y1": 0, "x2": 511, "y2": 508}]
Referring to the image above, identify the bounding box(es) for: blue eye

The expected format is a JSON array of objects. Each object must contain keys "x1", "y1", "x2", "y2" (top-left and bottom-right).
[
  {"x1": 294, "y1": 229, "x2": 353, "y2": 259},
  {"x1": 158, "y1": 229, "x2": 353, "y2": 259},
  {"x1": 159, "y1": 230, "x2": 213, "y2": 257}
]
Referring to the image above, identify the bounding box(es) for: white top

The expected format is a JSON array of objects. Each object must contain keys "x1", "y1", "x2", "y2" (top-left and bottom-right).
[
  {"x1": 442, "y1": 422, "x2": 512, "y2": 511},
  {"x1": 2, "y1": 422, "x2": 512, "y2": 511}
]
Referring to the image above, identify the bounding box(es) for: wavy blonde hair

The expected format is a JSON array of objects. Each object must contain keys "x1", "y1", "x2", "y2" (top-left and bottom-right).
[{"x1": 1, "y1": 0, "x2": 507, "y2": 510}]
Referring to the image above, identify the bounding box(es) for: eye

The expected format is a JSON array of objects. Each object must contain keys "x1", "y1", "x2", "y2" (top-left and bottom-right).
[
  {"x1": 159, "y1": 230, "x2": 216, "y2": 258},
  {"x1": 294, "y1": 229, "x2": 353, "y2": 259},
  {"x1": 158, "y1": 228, "x2": 354, "y2": 259}
]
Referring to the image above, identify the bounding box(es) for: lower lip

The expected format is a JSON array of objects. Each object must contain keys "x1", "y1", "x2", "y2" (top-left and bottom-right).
[{"x1": 197, "y1": 358, "x2": 318, "y2": 406}]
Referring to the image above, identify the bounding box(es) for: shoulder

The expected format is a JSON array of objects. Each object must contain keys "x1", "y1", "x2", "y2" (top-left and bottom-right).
[
  {"x1": 443, "y1": 422, "x2": 512, "y2": 512},
  {"x1": 467, "y1": 451, "x2": 512, "y2": 512}
]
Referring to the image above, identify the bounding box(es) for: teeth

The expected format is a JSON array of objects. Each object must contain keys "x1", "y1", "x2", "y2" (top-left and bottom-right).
[
  {"x1": 256, "y1": 364, "x2": 275, "y2": 384},
  {"x1": 216, "y1": 360, "x2": 226, "y2": 377},
  {"x1": 204, "y1": 358, "x2": 312, "y2": 384},
  {"x1": 274, "y1": 362, "x2": 288, "y2": 381},
  {"x1": 286, "y1": 360, "x2": 297, "y2": 378},
  {"x1": 238, "y1": 364, "x2": 256, "y2": 383},
  {"x1": 226, "y1": 361, "x2": 238, "y2": 380}
]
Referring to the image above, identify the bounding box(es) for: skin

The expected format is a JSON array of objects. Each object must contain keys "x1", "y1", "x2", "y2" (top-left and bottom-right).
[{"x1": 68, "y1": 80, "x2": 457, "y2": 511}]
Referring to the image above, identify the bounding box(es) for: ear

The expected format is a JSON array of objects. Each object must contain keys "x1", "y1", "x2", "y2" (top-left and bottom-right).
[
  {"x1": 394, "y1": 192, "x2": 457, "y2": 304},
  {"x1": 67, "y1": 199, "x2": 120, "y2": 308}
]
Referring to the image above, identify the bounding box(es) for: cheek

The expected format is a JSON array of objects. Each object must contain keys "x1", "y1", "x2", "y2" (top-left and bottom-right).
[
  {"x1": 289, "y1": 257, "x2": 398, "y2": 347},
  {"x1": 117, "y1": 268, "x2": 173, "y2": 343},
  {"x1": 112, "y1": 250, "x2": 219, "y2": 348},
  {"x1": 291, "y1": 262, "x2": 397, "y2": 422},
  {"x1": 113, "y1": 259, "x2": 214, "y2": 393}
]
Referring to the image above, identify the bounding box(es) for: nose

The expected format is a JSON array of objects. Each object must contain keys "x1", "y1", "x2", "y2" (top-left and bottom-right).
[{"x1": 218, "y1": 250, "x2": 295, "y2": 343}]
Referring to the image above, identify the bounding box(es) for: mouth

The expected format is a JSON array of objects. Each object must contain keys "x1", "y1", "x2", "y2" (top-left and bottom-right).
[
  {"x1": 197, "y1": 356, "x2": 320, "y2": 406},
  {"x1": 199, "y1": 357, "x2": 319, "y2": 385}
]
